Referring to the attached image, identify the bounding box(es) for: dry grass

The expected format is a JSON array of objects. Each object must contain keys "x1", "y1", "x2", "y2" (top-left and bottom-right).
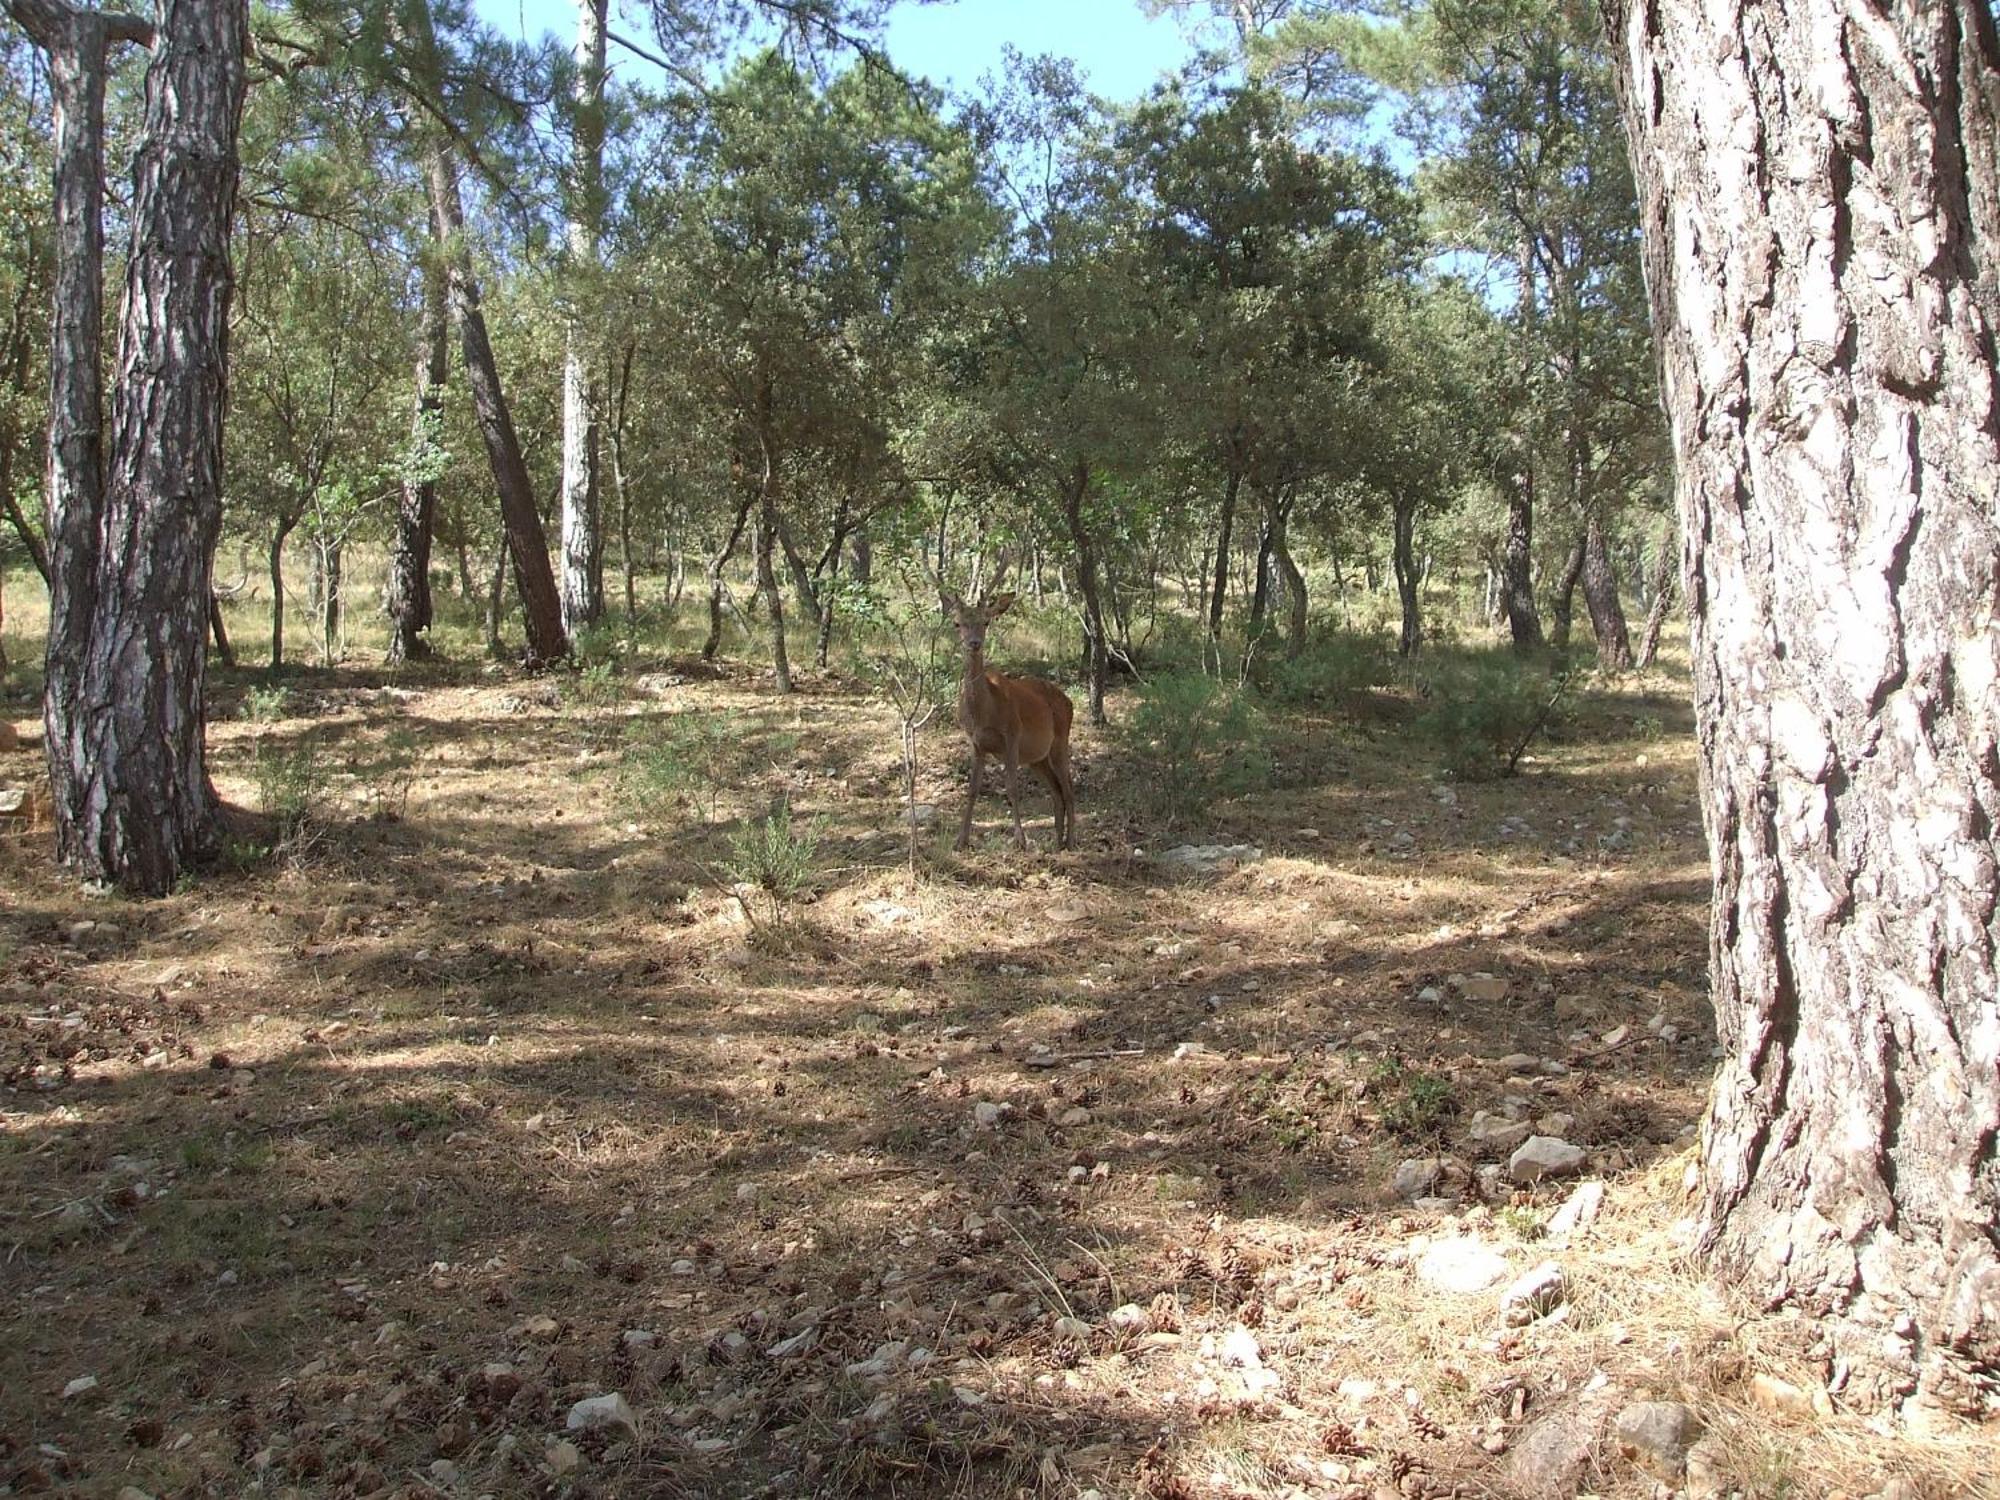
[{"x1": 0, "y1": 595, "x2": 1991, "y2": 1499}]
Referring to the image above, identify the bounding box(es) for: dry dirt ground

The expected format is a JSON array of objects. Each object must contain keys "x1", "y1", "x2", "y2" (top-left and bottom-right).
[{"x1": 0, "y1": 649, "x2": 1987, "y2": 1499}]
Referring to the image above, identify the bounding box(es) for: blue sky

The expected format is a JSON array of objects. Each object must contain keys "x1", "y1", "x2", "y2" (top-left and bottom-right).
[{"x1": 472, "y1": 0, "x2": 1202, "y2": 101}]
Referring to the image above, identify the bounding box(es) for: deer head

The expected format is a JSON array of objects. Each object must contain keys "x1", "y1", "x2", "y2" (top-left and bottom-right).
[{"x1": 932, "y1": 550, "x2": 1016, "y2": 655}]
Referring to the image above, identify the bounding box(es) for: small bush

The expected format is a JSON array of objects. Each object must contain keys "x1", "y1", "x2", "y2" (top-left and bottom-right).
[
  {"x1": 563, "y1": 658, "x2": 623, "y2": 712},
  {"x1": 618, "y1": 711, "x2": 737, "y2": 826},
  {"x1": 1119, "y1": 671, "x2": 1270, "y2": 827},
  {"x1": 253, "y1": 735, "x2": 329, "y2": 853},
  {"x1": 1261, "y1": 629, "x2": 1395, "y2": 705},
  {"x1": 1369, "y1": 1056, "x2": 1459, "y2": 1141},
  {"x1": 239, "y1": 683, "x2": 292, "y2": 726},
  {"x1": 723, "y1": 799, "x2": 824, "y2": 930},
  {"x1": 1413, "y1": 652, "x2": 1574, "y2": 780}
]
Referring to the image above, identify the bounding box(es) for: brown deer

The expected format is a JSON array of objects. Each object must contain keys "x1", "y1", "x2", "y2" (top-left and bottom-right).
[{"x1": 935, "y1": 558, "x2": 1076, "y2": 852}]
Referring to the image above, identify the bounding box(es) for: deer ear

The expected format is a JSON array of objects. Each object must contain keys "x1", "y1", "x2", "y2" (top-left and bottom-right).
[{"x1": 986, "y1": 591, "x2": 1017, "y2": 617}]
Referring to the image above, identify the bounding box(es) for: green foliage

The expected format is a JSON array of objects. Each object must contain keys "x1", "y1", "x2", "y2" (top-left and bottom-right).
[
  {"x1": 1414, "y1": 651, "x2": 1574, "y2": 780},
  {"x1": 723, "y1": 799, "x2": 825, "y2": 931},
  {"x1": 1120, "y1": 671, "x2": 1270, "y2": 827},
  {"x1": 564, "y1": 658, "x2": 623, "y2": 711},
  {"x1": 1262, "y1": 629, "x2": 1395, "y2": 705},
  {"x1": 253, "y1": 735, "x2": 329, "y2": 853},
  {"x1": 363, "y1": 725, "x2": 423, "y2": 822},
  {"x1": 239, "y1": 683, "x2": 293, "y2": 726},
  {"x1": 618, "y1": 711, "x2": 738, "y2": 827},
  {"x1": 1369, "y1": 1056, "x2": 1459, "y2": 1141}
]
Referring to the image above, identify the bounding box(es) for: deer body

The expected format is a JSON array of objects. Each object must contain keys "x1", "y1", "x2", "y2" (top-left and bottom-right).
[{"x1": 940, "y1": 579, "x2": 1075, "y2": 852}]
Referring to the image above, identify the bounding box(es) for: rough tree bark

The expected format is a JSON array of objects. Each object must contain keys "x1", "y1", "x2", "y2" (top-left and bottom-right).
[
  {"x1": 1633, "y1": 519, "x2": 1677, "y2": 670},
  {"x1": 424, "y1": 145, "x2": 566, "y2": 665},
  {"x1": 1546, "y1": 529, "x2": 1586, "y2": 650},
  {"x1": 1392, "y1": 496, "x2": 1422, "y2": 657},
  {"x1": 557, "y1": 0, "x2": 606, "y2": 638},
  {"x1": 385, "y1": 250, "x2": 446, "y2": 663},
  {"x1": 12, "y1": 0, "x2": 244, "y2": 894},
  {"x1": 1606, "y1": 0, "x2": 2000, "y2": 1414},
  {"x1": 1061, "y1": 460, "x2": 1108, "y2": 726},
  {"x1": 606, "y1": 341, "x2": 636, "y2": 622},
  {"x1": 1500, "y1": 463, "x2": 1543, "y2": 650},
  {"x1": 1579, "y1": 512, "x2": 1633, "y2": 669}
]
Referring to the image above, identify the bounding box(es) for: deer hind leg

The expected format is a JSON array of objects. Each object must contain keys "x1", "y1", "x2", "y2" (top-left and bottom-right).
[
  {"x1": 1030, "y1": 761, "x2": 1065, "y2": 850},
  {"x1": 1049, "y1": 743, "x2": 1076, "y2": 850},
  {"x1": 1003, "y1": 742, "x2": 1028, "y2": 851},
  {"x1": 956, "y1": 750, "x2": 984, "y2": 851}
]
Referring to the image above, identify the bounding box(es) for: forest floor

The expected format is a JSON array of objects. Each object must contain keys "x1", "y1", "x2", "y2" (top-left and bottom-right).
[{"x1": 0, "y1": 627, "x2": 1989, "y2": 1500}]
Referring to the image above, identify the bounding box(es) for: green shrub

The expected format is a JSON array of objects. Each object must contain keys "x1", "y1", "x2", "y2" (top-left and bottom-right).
[
  {"x1": 723, "y1": 799, "x2": 824, "y2": 930},
  {"x1": 253, "y1": 735, "x2": 329, "y2": 851},
  {"x1": 1119, "y1": 671, "x2": 1270, "y2": 827},
  {"x1": 239, "y1": 682, "x2": 292, "y2": 726},
  {"x1": 1262, "y1": 629, "x2": 1395, "y2": 705},
  {"x1": 618, "y1": 711, "x2": 737, "y2": 826},
  {"x1": 563, "y1": 658, "x2": 623, "y2": 712},
  {"x1": 1414, "y1": 652, "x2": 1574, "y2": 780},
  {"x1": 1369, "y1": 1056, "x2": 1459, "y2": 1140}
]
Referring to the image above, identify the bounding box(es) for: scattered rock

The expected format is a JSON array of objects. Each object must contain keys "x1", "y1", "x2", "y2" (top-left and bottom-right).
[
  {"x1": 1058, "y1": 1107, "x2": 1092, "y2": 1127},
  {"x1": 1108, "y1": 1303, "x2": 1150, "y2": 1333},
  {"x1": 62, "y1": 1374, "x2": 99, "y2": 1399},
  {"x1": 1614, "y1": 1400, "x2": 1702, "y2": 1479},
  {"x1": 621, "y1": 1329, "x2": 658, "y2": 1350},
  {"x1": 1500, "y1": 1261, "x2": 1568, "y2": 1325},
  {"x1": 0, "y1": 787, "x2": 26, "y2": 815},
  {"x1": 1547, "y1": 1180, "x2": 1606, "y2": 1239},
  {"x1": 1505, "y1": 1408, "x2": 1599, "y2": 1499},
  {"x1": 972, "y1": 1101, "x2": 1008, "y2": 1130},
  {"x1": 1747, "y1": 1372, "x2": 1817, "y2": 1418},
  {"x1": 860, "y1": 901, "x2": 917, "y2": 929},
  {"x1": 545, "y1": 1439, "x2": 582, "y2": 1474},
  {"x1": 1044, "y1": 904, "x2": 1090, "y2": 924},
  {"x1": 1155, "y1": 843, "x2": 1263, "y2": 874},
  {"x1": 566, "y1": 1392, "x2": 639, "y2": 1438},
  {"x1": 1466, "y1": 1111, "x2": 1533, "y2": 1152},
  {"x1": 1389, "y1": 1157, "x2": 1443, "y2": 1201},
  {"x1": 1685, "y1": 1438, "x2": 1729, "y2": 1499},
  {"x1": 766, "y1": 1327, "x2": 817, "y2": 1359},
  {"x1": 1509, "y1": 1136, "x2": 1588, "y2": 1184},
  {"x1": 1458, "y1": 972, "x2": 1509, "y2": 1003},
  {"x1": 515, "y1": 1314, "x2": 561, "y2": 1341},
  {"x1": 1415, "y1": 1236, "x2": 1510, "y2": 1295}
]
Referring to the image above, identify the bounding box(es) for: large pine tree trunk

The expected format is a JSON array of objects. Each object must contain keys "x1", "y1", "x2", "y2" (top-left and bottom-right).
[
  {"x1": 1579, "y1": 511, "x2": 1633, "y2": 668},
  {"x1": 386, "y1": 250, "x2": 446, "y2": 662},
  {"x1": 1606, "y1": 0, "x2": 2000, "y2": 1412},
  {"x1": 424, "y1": 146, "x2": 567, "y2": 666},
  {"x1": 22, "y1": 0, "x2": 245, "y2": 894},
  {"x1": 557, "y1": 0, "x2": 607, "y2": 638}
]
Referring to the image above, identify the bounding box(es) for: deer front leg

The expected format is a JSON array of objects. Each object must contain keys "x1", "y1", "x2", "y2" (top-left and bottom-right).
[
  {"x1": 1003, "y1": 741, "x2": 1028, "y2": 850},
  {"x1": 955, "y1": 749, "x2": 983, "y2": 851}
]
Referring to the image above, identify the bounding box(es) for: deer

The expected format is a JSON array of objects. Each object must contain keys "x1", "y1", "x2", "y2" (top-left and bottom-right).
[{"x1": 933, "y1": 554, "x2": 1076, "y2": 852}]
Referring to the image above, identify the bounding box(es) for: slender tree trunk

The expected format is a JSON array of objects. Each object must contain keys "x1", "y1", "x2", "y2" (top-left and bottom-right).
[
  {"x1": 484, "y1": 539, "x2": 507, "y2": 659},
  {"x1": 386, "y1": 250, "x2": 446, "y2": 663},
  {"x1": 1247, "y1": 516, "x2": 1274, "y2": 637},
  {"x1": 1501, "y1": 465, "x2": 1543, "y2": 649},
  {"x1": 753, "y1": 412, "x2": 792, "y2": 694},
  {"x1": 850, "y1": 529, "x2": 872, "y2": 586},
  {"x1": 268, "y1": 518, "x2": 297, "y2": 669},
  {"x1": 207, "y1": 594, "x2": 233, "y2": 668},
  {"x1": 1267, "y1": 494, "x2": 1307, "y2": 657},
  {"x1": 1062, "y1": 461, "x2": 1107, "y2": 725},
  {"x1": 607, "y1": 342, "x2": 636, "y2": 623},
  {"x1": 19, "y1": 0, "x2": 244, "y2": 894},
  {"x1": 424, "y1": 145, "x2": 566, "y2": 665},
  {"x1": 1207, "y1": 460, "x2": 1241, "y2": 641},
  {"x1": 1607, "y1": 0, "x2": 2000, "y2": 1411},
  {"x1": 775, "y1": 512, "x2": 822, "y2": 632},
  {"x1": 1392, "y1": 498, "x2": 1422, "y2": 656},
  {"x1": 557, "y1": 0, "x2": 607, "y2": 638},
  {"x1": 1580, "y1": 511, "x2": 1634, "y2": 669},
  {"x1": 703, "y1": 491, "x2": 753, "y2": 661},
  {"x1": 1547, "y1": 530, "x2": 1586, "y2": 650},
  {"x1": 312, "y1": 539, "x2": 342, "y2": 666},
  {"x1": 1633, "y1": 521, "x2": 1678, "y2": 670}
]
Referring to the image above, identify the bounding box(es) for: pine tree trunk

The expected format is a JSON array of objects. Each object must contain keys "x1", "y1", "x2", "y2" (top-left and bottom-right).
[
  {"x1": 22, "y1": 0, "x2": 244, "y2": 894},
  {"x1": 1501, "y1": 465, "x2": 1543, "y2": 649},
  {"x1": 1580, "y1": 512, "x2": 1633, "y2": 668},
  {"x1": 1546, "y1": 530, "x2": 1586, "y2": 651},
  {"x1": 1392, "y1": 497, "x2": 1422, "y2": 656},
  {"x1": 207, "y1": 593, "x2": 233, "y2": 668},
  {"x1": 386, "y1": 249, "x2": 446, "y2": 663},
  {"x1": 424, "y1": 145, "x2": 566, "y2": 665},
  {"x1": 557, "y1": 0, "x2": 607, "y2": 639},
  {"x1": 608, "y1": 343, "x2": 636, "y2": 623},
  {"x1": 1606, "y1": 0, "x2": 2000, "y2": 1412}
]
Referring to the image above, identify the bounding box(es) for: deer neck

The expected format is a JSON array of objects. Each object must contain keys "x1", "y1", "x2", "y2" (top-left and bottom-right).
[{"x1": 960, "y1": 646, "x2": 998, "y2": 722}]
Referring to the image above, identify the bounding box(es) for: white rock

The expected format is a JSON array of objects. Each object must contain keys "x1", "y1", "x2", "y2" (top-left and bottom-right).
[
  {"x1": 621, "y1": 1329, "x2": 658, "y2": 1349},
  {"x1": 1459, "y1": 973, "x2": 1509, "y2": 1003},
  {"x1": 62, "y1": 1375, "x2": 99, "y2": 1399},
  {"x1": 1218, "y1": 1325, "x2": 1264, "y2": 1370},
  {"x1": 1415, "y1": 1236, "x2": 1511, "y2": 1295},
  {"x1": 1614, "y1": 1400, "x2": 1702, "y2": 1478},
  {"x1": 972, "y1": 1101, "x2": 1007, "y2": 1130},
  {"x1": 1155, "y1": 843, "x2": 1264, "y2": 874},
  {"x1": 1509, "y1": 1136, "x2": 1587, "y2": 1183},
  {"x1": 566, "y1": 1392, "x2": 639, "y2": 1438},
  {"x1": 1466, "y1": 1112, "x2": 1533, "y2": 1152},
  {"x1": 1389, "y1": 1157, "x2": 1443, "y2": 1201},
  {"x1": 1108, "y1": 1303, "x2": 1150, "y2": 1333},
  {"x1": 1500, "y1": 1261, "x2": 1568, "y2": 1325},
  {"x1": 1547, "y1": 1180, "x2": 1606, "y2": 1238}
]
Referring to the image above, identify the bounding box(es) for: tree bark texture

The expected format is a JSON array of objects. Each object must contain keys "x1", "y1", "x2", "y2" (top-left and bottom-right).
[
  {"x1": 1392, "y1": 498, "x2": 1422, "y2": 657},
  {"x1": 386, "y1": 250, "x2": 447, "y2": 663},
  {"x1": 1606, "y1": 0, "x2": 2000, "y2": 1412},
  {"x1": 268, "y1": 519, "x2": 297, "y2": 669},
  {"x1": 1208, "y1": 459, "x2": 1241, "y2": 640},
  {"x1": 1634, "y1": 519, "x2": 1678, "y2": 670},
  {"x1": 424, "y1": 146, "x2": 567, "y2": 665},
  {"x1": 702, "y1": 491, "x2": 753, "y2": 661},
  {"x1": 752, "y1": 404, "x2": 792, "y2": 693},
  {"x1": 1062, "y1": 461, "x2": 1108, "y2": 726},
  {"x1": 1546, "y1": 529, "x2": 1586, "y2": 650},
  {"x1": 558, "y1": 0, "x2": 607, "y2": 638},
  {"x1": 23, "y1": 0, "x2": 245, "y2": 894},
  {"x1": 1580, "y1": 512, "x2": 1633, "y2": 668},
  {"x1": 1501, "y1": 465, "x2": 1543, "y2": 650}
]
